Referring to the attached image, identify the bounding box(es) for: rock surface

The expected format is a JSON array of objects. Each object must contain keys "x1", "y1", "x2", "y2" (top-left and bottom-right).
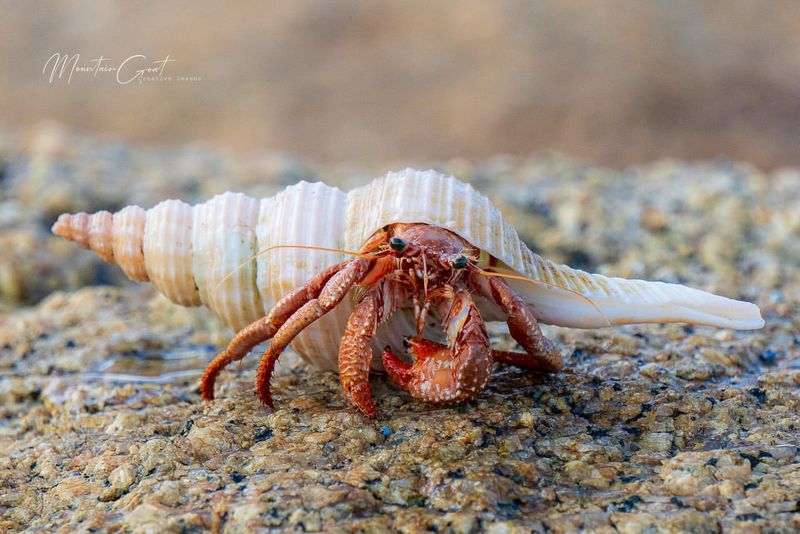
[{"x1": 1, "y1": 127, "x2": 798, "y2": 532}]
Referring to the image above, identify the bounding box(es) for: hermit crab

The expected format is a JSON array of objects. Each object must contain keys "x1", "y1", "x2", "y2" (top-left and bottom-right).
[{"x1": 52, "y1": 169, "x2": 764, "y2": 417}]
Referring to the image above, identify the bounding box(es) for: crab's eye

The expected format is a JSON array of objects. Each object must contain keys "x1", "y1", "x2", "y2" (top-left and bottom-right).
[
  {"x1": 389, "y1": 237, "x2": 407, "y2": 252},
  {"x1": 452, "y1": 255, "x2": 468, "y2": 269}
]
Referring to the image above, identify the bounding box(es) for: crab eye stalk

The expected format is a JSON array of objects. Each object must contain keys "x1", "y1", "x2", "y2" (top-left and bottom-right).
[
  {"x1": 452, "y1": 255, "x2": 468, "y2": 269},
  {"x1": 389, "y1": 237, "x2": 407, "y2": 253}
]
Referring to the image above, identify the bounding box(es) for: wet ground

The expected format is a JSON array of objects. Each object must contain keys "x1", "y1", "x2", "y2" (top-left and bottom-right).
[{"x1": 0, "y1": 126, "x2": 798, "y2": 532}]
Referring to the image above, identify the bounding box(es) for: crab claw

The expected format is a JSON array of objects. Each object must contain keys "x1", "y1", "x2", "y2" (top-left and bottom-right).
[
  {"x1": 382, "y1": 323, "x2": 491, "y2": 405},
  {"x1": 382, "y1": 338, "x2": 447, "y2": 392},
  {"x1": 381, "y1": 345, "x2": 413, "y2": 389}
]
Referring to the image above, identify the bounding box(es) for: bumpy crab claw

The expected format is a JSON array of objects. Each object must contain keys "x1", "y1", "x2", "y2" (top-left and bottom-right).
[{"x1": 382, "y1": 289, "x2": 493, "y2": 404}]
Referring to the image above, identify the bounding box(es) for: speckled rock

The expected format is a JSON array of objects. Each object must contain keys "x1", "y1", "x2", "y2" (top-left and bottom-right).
[{"x1": 0, "y1": 129, "x2": 798, "y2": 532}]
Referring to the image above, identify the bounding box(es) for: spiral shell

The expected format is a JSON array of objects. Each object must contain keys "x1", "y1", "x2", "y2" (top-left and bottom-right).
[{"x1": 52, "y1": 169, "x2": 764, "y2": 370}]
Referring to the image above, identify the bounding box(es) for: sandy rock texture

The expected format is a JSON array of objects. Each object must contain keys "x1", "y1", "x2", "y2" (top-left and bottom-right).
[{"x1": 1, "y1": 128, "x2": 798, "y2": 532}]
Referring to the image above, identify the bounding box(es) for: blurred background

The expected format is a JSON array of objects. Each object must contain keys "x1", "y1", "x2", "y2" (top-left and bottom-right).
[{"x1": 1, "y1": 0, "x2": 799, "y2": 169}]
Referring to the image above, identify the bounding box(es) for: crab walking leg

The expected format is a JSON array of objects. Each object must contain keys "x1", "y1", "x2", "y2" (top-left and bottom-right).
[
  {"x1": 256, "y1": 258, "x2": 372, "y2": 407},
  {"x1": 383, "y1": 289, "x2": 494, "y2": 404},
  {"x1": 337, "y1": 285, "x2": 387, "y2": 418},
  {"x1": 475, "y1": 272, "x2": 564, "y2": 372},
  {"x1": 200, "y1": 262, "x2": 347, "y2": 400}
]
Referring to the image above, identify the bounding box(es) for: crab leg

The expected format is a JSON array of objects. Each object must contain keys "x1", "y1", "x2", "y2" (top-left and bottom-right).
[
  {"x1": 337, "y1": 284, "x2": 387, "y2": 418},
  {"x1": 199, "y1": 262, "x2": 347, "y2": 400},
  {"x1": 473, "y1": 272, "x2": 563, "y2": 372},
  {"x1": 383, "y1": 289, "x2": 493, "y2": 404},
  {"x1": 256, "y1": 258, "x2": 372, "y2": 407}
]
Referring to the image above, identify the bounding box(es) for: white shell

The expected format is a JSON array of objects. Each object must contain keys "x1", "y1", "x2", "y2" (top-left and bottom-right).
[{"x1": 52, "y1": 169, "x2": 765, "y2": 371}]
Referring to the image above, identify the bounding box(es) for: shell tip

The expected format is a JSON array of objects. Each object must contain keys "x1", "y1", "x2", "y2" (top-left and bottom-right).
[
  {"x1": 51, "y1": 213, "x2": 71, "y2": 238},
  {"x1": 752, "y1": 311, "x2": 766, "y2": 330},
  {"x1": 735, "y1": 301, "x2": 765, "y2": 330}
]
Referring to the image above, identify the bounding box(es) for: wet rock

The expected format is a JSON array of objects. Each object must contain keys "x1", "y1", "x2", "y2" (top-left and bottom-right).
[
  {"x1": 136, "y1": 438, "x2": 180, "y2": 474},
  {"x1": 185, "y1": 421, "x2": 235, "y2": 461},
  {"x1": 640, "y1": 431, "x2": 673, "y2": 453},
  {"x1": 99, "y1": 463, "x2": 137, "y2": 502},
  {"x1": 122, "y1": 503, "x2": 172, "y2": 532}
]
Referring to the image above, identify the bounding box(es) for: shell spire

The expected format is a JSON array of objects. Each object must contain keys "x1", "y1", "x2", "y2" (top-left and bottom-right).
[
  {"x1": 53, "y1": 207, "x2": 149, "y2": 282},
  {"x1": 52, "y1": 200, "x2": 201, "y2": 307}
]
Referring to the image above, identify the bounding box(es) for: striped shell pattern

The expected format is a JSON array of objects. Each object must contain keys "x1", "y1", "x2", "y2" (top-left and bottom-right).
[{"x1": 52, "y1": 169, "x2": 764, "y2": 371}]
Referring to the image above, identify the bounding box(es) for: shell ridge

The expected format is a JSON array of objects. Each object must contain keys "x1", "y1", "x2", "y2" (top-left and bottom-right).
[
  {"x1": 428, "y1": 170, "x2": 443, "y2": 225},
  {"x1": 480, "y1": 191, "x2": 492, "y2": 253},
  {"x1": 119, "y1": 205, "x2": 148, "y2": 282},
  {"x1": 221, "y1": 192, "x2": 242, "y2": 328},
  {"x1": 87, "y1": 211, "x2": 114, "y2": 263},
  {"x1": 190, "y1": 199, "x2": 206, "y2": 306},
  {"x1": 443, "y1": 176, "x2": 456, "y2": 234},
  {"x1": 256, "y1": 196, "x2": 277, "y2": 315}
]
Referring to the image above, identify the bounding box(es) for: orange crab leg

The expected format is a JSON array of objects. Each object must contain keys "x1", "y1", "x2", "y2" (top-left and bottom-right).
[
  {"x1": 256, "y1": 258, "x2": 372, "y2": 407},
  {"x1": 200, "y1": 261, "x2": 347, "y2": 401},
  {"x1": 337, "y1": 285, "x2": 387, "y2": 418},
  {"x1": 478, "y1": 274, "x2": 563, "y2": 372}
]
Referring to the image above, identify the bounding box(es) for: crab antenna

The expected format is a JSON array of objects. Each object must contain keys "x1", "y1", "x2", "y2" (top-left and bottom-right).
[
  {"x1": 472, "y1": 268, "x2": 612, "y2": 328},
  {"x1": 214, "y1": 244, "x2": 374, "y2": 295}
]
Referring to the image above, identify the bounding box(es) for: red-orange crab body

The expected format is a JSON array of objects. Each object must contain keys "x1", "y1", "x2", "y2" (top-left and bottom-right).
[{"x1": 52, "y1": 169, "x2": 764, "y2": 417}]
